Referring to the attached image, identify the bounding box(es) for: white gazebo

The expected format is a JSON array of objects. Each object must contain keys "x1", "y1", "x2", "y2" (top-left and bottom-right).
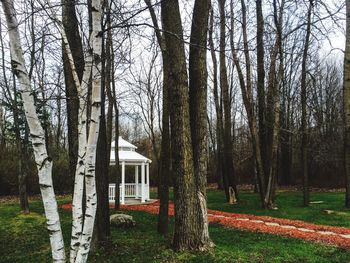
[{"x1": 109, "y1": 137, "x2": 152, "y2": 204}]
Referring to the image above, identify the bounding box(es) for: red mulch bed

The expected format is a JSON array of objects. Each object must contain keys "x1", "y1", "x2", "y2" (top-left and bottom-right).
[{"x1": 59, "y1": 200, "x2": 350, "y2": 248}]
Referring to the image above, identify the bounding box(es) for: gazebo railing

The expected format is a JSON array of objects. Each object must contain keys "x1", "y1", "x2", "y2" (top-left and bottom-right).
[
  {"x1": 109, "y1": 183, "x2": 146, "y2": 201},
  {"x1": 125, "y1": 183, "x2": 136, "y2": 197}
]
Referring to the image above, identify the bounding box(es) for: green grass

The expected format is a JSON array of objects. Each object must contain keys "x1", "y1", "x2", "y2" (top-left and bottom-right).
[
  {"x1": 1, "y1": 190, "x2": 350, "y2": 262},
  {"x1": 206, "y1": 189, "x2": 350, "y2": 228}
]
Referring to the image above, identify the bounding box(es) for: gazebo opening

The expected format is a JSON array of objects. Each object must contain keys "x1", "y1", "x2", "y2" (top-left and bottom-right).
[{"x1": 109, "y1": 137, "x2": 152, "y2": 204}]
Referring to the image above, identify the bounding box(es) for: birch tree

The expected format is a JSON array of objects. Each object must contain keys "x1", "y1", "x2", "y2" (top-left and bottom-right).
[
  {"x1": 74, "y1": 0, "x2": 102, "y2": 260},
  {"x1": 1, "y1": 0, "x2": 65, "y2": 261},
  {"x1": 2, "y1": 0, "x2": 102, "y2": 261}
]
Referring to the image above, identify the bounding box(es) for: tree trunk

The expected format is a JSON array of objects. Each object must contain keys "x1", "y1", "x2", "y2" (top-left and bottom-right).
[
  {"x1": 229, "y1": 0, "x2": 266, "y2": 206},
  {"x1": 62, "y1": 0, "x2": 85, "y2": 193},
  {"x1": 105, "y1": 12, "x2": 113, "y2": 160},
  {"x1": 95, "y1": 108, "x2": 110, "y2": 245},
  {"x1": 162, "y1": 0, "x2": 197, "y2": 250},
  {"x1": 345, "y1": 0, "x2": 350, "y2": 208},
  {"x1": 2, "y1": 0, "x2": 65, "y2": 261},
  {"x1": 161, "y1": 0, "x2": 211, "y2": 251},
  {"x1": 144, "y1": 0, "x2": 171, "y2": 236},
  {"x1": 189, "y1": 0, "x2": 214, "y2": 249},
  {"x1": 13, "y1": 76, "x2": 29, "y2": 213},
  {"x1": 263, "y1": 0, "x2": 284, "y2": 208},
  {"x1": 157, "y1": 52, "x2": 171, "y2": 235},
  {"x1": 111, "y1": 45, "x2": 121, "y2": 211},
  {"x1": 113, "y1": 105, "x2": 121, "y2": 210},
  {"x1": 256, "y1": 0, "x2": 268, "y2": 178},
  {"x1": 95, "y1": 23, "x2": 110, "y2": 245},
  {"x1": 218, "y1": 0, "x2": 238, "y2": 203},
  {"x1": 74, "y1": 0, "x2": 102, "y2": 261},
  {"x1": 209, "y1": 8, "x2": 224, "y2": 191},
  {"x1": 66, "y1": 28, "x2": 92, "y2": 263},
  {"x1": 301, "y1": 0, "x2": 313, "y2": 207}
]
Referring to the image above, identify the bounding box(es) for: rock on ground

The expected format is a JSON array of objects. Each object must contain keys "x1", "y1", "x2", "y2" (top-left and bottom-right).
[{"x1": 110, "y1": 214, "x2": 136, "y2": 228}]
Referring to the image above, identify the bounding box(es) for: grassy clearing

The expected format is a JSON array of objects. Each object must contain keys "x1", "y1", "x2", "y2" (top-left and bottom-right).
[
  {"x1": 206, "y1": 190, "x2": 350, "y2": 228},
  {"x1": 1, "y1": 190, "x2": 350, "y2": 262}
]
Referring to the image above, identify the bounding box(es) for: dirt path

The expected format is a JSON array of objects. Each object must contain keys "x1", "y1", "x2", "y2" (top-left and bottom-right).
[{"x1": 120, "y1": 201, "x2": 350, "y2": 249}]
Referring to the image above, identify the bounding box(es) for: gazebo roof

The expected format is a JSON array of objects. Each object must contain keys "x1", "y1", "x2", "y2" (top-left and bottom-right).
[
  {"x1": 110, "y1": 137, "x2": 151, "y2": 164},
  {"x1": 111, "y1": 136, "x2": 137, "y2": 150}
]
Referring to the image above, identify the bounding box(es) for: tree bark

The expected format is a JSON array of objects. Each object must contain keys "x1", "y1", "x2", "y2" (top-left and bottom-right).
[
  {"x1": 95, "y1": 20, "x2": 110, "y2": 245},
  {"x1": 110, "y1": 42, "x2": 121, "y2": 211},
  {"x1": 161, "y1": 0, "x2": 212, "y2": 251},
  {"x1": 2, "y1": 0, "x2": 65, "y2": 261},
  {"x1": 256, "y1": 0, "x2": 268, "y2": 178},
  {"x1": 13, "y1": 75, "x2": 30, "y2": 213},
  {"x1": 209, "y1": 8, "x2": 224, "y2": 191},
  {"x1": 62, "y1": 0, "x2": 85, "y2": 192},
  {"x1": 189, "y1": 0, "x2": 213, "y2": 249},
  {"x1": 264, "y1": 0, "x2": 284, "y2": 208},
  {"x1": 162, "y1": 0, "x2": 197, "y2": 250},
  {"x1": 218, "y1": 0, "x2": 238, "y2": 203},
  {"x1": 157, "y1": 52, "x2": 171, "y2": 234},
  {"x1": 301, "y1": 0, "x2": 313, "y2": 207},
  {"x1": 345, "y1": 0, "x2": 350, "y2": 208},
  {"x1": 75, "y1": 0, "x2": 102, "y2": 261},
  {"x1": 68, "y1": 50, "x2": 92, "y2": 263}
]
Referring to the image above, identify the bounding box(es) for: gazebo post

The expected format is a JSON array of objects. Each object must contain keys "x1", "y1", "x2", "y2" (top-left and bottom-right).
[
  {"x1": 135, "y1": 166, "x2": 139, "y2": 198},
  {"x1": 141, "y1": 162, "x2": 145, "y2": 203},
  {"x1": 146, "y1": 163, "x2": 150, "y2": 200},
  {"x1": 121, "y1": 161, "x2": 125, "y2": 205}
]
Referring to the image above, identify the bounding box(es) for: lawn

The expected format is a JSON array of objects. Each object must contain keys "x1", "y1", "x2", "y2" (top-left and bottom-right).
[
  {"x1": 1, "y1": 190, "x2": 350, "y2": 262},
  {"x1": 206, "y1": 189, "x2": 350, "y2": 228}
]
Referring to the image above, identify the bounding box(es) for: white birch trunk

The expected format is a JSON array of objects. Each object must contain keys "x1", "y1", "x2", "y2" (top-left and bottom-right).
[
  {"x1": 40, "y1": 1, "x2": 92, "y2": 260},
  {"x1": 1, "y1": 1, "x2": 65, "y2": 262},
  {"x1": 75, "y1": 0, "x2": 102, "y2": 261},
  {"x1": 69, "y1": 54, "x2": 92, "y2": 263}
]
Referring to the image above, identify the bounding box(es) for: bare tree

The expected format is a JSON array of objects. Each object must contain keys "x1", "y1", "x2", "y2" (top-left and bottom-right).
[
  {"x1": 144, "y1": 0, "x2": 171, "y2": 235},
  {"x1": 344, "y1": 0, "x2": 350, "y2": 207},
  {"x1": 301, "y1": 0, "x2": 314, "y2": 207},
  {"x1": 218, "y1": 0, "x2": 238, "y2": 204}
]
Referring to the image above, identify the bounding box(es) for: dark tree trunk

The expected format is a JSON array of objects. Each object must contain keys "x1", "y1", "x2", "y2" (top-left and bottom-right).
[
  {"x1": 13, "y1": 76, "x2": 29, "y2": 213},
  {"x1": 113, "y1": 106, "x2": 121, "y2": 210},
  {"x1": 110, "y1": 43, "x2": 121, "y2": 210},
  {"x1": 189, "y1": 0, "x2": 213, "y2": 249},
  {"x1": 162, "y1": 0, "x2": 197, "y2": 249},
  {"x1": 62, "y1": 0, "x2": 85, "y2": 193},
  {"x1": 230, "y1": 0, "x2": 266, "y2": 206},
  {"x1": 209, "y1": 8, "x2": 224, "y2": 191},
  {"x1": 161, "y1": 0, "x2": 212, "y2": 251},
  {"x1": 157, "y1": 53, "x2": 171, "y2": 235},
  {"x1": 256, "y1": 0, "x2": 268, "y2": 178},
  {"x1": 95, "y1": 105, "x2": 110, "y2": 244},
  {"x1": 345, "y1": 0, "x2": 350, "y2": 208},
  {"x1": 144, "y1": 0, "x2": 171, "y2": 235},
  {"x1": 301, "y1": 0, "x2": 313, "y2": 207},
  {"x1": 95, "y1": 22, "x2": 111, "y2": 244},
  {"x1": 263, "y1": 0, "x2": 284, "y2": 208},
  {"x1": 218, "y1": 0, "x2": 238, "y2": 203},
  {"x1": 105, "y1": 19, "x2": 113, "y2": 160}
]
